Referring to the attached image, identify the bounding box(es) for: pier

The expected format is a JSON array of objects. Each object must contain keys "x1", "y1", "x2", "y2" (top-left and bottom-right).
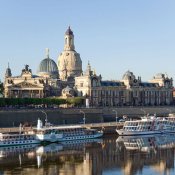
[{"x1": 0, "y1": 122, "x2": 124, "y2": 134}]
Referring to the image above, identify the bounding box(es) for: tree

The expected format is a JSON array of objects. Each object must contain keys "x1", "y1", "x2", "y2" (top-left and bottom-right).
[
  {"x1": 66, "y1": 97, "x2": 84, "y2": 107},
  {"x1": 0, "y1": 82, "x2": 4, "y2": 97}
]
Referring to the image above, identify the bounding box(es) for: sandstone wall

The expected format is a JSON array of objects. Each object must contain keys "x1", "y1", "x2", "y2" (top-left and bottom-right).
[
  {"x1": 0, "y1": 106, "x2": 174, "y2": 127},
  {"x1": 0, "y1": 108, "x2": 103, "y2": 127}
]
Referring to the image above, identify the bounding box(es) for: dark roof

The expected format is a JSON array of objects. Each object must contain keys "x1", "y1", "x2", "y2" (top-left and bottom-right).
[
  {"x1": 139, "y1": 82, "x2": 159, "y2": 87},
  {"x1": 65, "y1": 26, "x2": 74, "y2": 35},
  {"x1": 32, "y1": 75, "x2": 39, "y2": 78},
  {"x1": 5, "y1": 67, "x2": 12, "y2": 77},
  {"x1": 38, "y1": 58, "x2": 58, "y2": 74},
  {"x1": 101, "y1": 81, "x2": 125, "y2": 87}
]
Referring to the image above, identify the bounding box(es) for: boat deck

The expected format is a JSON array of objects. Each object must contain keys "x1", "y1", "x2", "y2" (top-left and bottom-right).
[{"x1": 0, "y1": 122, "x2": 124, "y2": 134}]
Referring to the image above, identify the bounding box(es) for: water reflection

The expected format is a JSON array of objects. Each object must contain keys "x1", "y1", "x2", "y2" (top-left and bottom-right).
[
  {"x1": 0, "y1": 135, "x2": 175, "y2": 175},
  {"x1": 116, "y1": 134, "x2": 175, "y2": 175}
]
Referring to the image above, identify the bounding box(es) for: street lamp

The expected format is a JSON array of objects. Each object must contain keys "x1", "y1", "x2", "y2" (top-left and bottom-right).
[
  {"x1": 166, "y1": 108, "x2": 172, "y2": 113},
  {"x1": 80, "y1": 110, "x2": 86, "y2": 125},
  {"x1": 112, "y1": 109, "x2": 118, "y2": 122},
  {"x1": 40, "y1": 110, "x2": 48, "y2": 127},
  {"x1": 140, "y1": 108, "x2": 146, "y2": 116},
  {"x1": 166, "y1": 108, "x2": 172, "y2": 117}
]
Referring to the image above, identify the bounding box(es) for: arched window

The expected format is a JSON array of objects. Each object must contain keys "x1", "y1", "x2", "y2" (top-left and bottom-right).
[{"x1": 92, "y1": 79, "x2": 98, "y2": 87}]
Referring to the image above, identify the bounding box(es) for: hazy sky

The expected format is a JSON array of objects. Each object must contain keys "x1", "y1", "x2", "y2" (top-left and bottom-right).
[{"x1": 0, "y1": 0, "x2": 175, "y2": 83}]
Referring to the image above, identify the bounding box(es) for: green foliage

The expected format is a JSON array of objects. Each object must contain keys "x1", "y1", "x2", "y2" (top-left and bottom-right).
[
  {"x1": 0, "y1": 98, "x2": 67, "y2": 107},
  {"x1": 0, "y1": 82, "x2": 4, "y2": 96},
  {"x1": 0, "y1": 96, "x2": 84, "y2": 108},
  {"x1": 66, "y1": 97, "x2": 84, "y2": 106}
]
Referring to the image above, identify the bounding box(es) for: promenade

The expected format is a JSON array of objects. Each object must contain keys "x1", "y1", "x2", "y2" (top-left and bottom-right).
[
  {"x1": 0, "y1": 106, "x2": 175, "y2": 128},
  {"x1": 0, "y1": 122, "x2": 124, "y2": 134}
]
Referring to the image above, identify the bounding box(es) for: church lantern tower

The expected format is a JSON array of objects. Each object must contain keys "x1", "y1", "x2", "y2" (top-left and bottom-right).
[{"x1": 58, "y1": 26, "x2": 82, "y2": 81}]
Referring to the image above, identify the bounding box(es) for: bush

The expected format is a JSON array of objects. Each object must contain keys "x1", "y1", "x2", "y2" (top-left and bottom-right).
[
  {"x1": 0, "y1": 98, "x2": 67, "y2": 107},
  {"x1": 66, "y1": 97, "x2": 84, "y2": 107}
]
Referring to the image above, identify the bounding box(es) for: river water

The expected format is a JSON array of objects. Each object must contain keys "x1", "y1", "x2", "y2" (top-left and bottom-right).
[{"x1": 0, "y1": 134, "x2": 175, "y2": 175}]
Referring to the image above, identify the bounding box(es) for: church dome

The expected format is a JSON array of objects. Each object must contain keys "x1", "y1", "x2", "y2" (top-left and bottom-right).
[
  {"x1": 122, "y1": 70, "x2": 135, "y2": 80},
  {"x1": 58, "y1": 27, "x2": 82, "y2": 80},
  {"x1": 58, "y1": 52, "x2": 82, "y2": 77},
  {"x1": 38, "y1": 49, "x2": 59, "y2": 79}
]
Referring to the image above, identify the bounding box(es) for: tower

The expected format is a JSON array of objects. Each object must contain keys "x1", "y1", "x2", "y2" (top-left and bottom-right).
[
  {"x1": 64, "y1": 26, "x2": 75, "y2": 51},
  {"x1": 5, "y1": 63, "x2": 12, "y2": 78},
  {"x1": 58, "y1": 26, "x2": 82, "y2": 81}
]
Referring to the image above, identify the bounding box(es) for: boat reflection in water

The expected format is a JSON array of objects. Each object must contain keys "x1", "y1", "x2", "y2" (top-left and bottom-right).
[
  {"x1": 0, "y1": 138, "x2": 103, "y2": 175},
  {"x1": 116, "y1": 134, "x2": 175, "y2": 152},
  {"x1": 36, "y1": 139, "x2": 103, "y2": 168},
  {"x1": 0, "y1": 144, "x2": 40, "y2": 158},
  {"x1": 1, "y1": 135, "x2": 175, "y2": 175},
  {"x1": 116, "y1": 134, "x2": 175, "y2": 175}
]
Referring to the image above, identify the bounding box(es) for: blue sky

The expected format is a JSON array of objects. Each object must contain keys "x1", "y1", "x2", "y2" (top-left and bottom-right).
[{"x1": 0, "y1": 0, "x2": 175, "y2": 83}]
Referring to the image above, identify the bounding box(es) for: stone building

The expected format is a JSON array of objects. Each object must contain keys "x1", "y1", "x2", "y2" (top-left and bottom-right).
[
  {"x1": 75, "y1": 64, "x2": 173, "y2": 107},
  {"x1": 37, "y1": 48, "x2": 61, "y2": 96},
  {"x1": 4, "y1": 48, "x2": 61, "y2": 98},
  {"x1": 3, "y1": 27, "x2": 82, "y2": 98},
  {"x1": 3, "y1": 26, "x2": 174, "y2": 107},
  {"x1": 57, "y1": 26, "x2": 82, "y2": 82},
  {"x1": 4, "y1": 64, "x2": 49, "y2": 98}
]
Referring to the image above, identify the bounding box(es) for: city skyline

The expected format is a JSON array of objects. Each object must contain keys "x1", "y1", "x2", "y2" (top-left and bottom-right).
[{"x1": 0, "y1": 0, "x2": 175, "y2": 83}]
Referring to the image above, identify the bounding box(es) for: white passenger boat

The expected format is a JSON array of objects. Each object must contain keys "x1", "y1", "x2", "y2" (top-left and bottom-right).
[
  {"x1": 116, "y1": 116, "x2": 175, "y2": 136},
  {"x1": 0, "y1": 132, "x2": 40, "y2": 147},
  {"x1": 30, "y1": 119, "x2": 103, "y2": 142}
]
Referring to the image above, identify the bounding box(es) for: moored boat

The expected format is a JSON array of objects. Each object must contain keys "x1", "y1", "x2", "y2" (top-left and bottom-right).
[
  {"x1": 30, "y1": 119, "x2": 103, "y2": 142},
  {"x1": 0, "y1": 132, "x2": 40, "y2": 147},
  {"x1": 116, "y1": 116, "x2": 175, "y2": 136}
]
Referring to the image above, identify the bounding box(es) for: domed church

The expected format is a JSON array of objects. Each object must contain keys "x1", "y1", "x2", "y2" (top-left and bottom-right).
[
  {"x1": 38, "y1": 48, "x2": 59, "y2": 79},
  {"x1": 3, "y1": 27, "x2": 174, "y2": 107},
  {"x1": 58, "y1": 26, "x2": 82, "y2": 81},
  {"x1": 3, "y1": 27, "x2": 82, "y2": 98}
]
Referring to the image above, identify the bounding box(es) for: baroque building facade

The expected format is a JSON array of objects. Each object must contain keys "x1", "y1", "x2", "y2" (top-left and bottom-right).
[
  {"x1": 4, "y1": 64, "x2": 50, "y2": 98},
  {"x1": 75, "y1": 64, "x2": 173, "y2": 106},
  {"x1": 3, "y1": 26, "x2": 174, "y2": 106}
]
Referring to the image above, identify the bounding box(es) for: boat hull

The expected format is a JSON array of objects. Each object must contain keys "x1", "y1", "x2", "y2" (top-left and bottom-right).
[
  {"x1": 116, "y1": 129, "x2": 162, "y2": 136},
  {"x1": 57, "y1": 132, "x2": 103, "y2": 142},
  {"x1": 116, "y1": 129, "x2": 175, "y2": 136},
  {"x1": 0, "y1": 140, "x2": 40, "y2": 147}
]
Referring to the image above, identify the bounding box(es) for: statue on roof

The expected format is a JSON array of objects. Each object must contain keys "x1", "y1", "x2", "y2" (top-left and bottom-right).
[{"x1": 22, "y1": 64, "x2": 32, "y2": 74}]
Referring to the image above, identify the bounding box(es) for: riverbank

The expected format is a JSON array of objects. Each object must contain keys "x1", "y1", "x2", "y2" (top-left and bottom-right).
[{"x1": 0, "y1": 106, "x2": 174, "y2": 127}]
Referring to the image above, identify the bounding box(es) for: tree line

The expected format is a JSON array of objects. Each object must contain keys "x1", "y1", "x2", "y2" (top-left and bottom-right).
[{"x1": 0, "y1": 97, "x2": 84, "y2": 108}]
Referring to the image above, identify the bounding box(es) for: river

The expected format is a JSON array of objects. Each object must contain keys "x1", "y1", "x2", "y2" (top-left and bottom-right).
[{"x1": 0, "y1": 134, "x2": 175, "y2": 175}]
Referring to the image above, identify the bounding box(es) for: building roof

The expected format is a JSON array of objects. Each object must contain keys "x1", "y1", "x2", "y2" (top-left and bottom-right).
[
  {"x1": 139, "y1": 82, "x2": 159, "y2": 87},
  {"x1": 122, "y1": 70, "x2": 135, "y2": 80},
  {"x1": 101, "y1": 81, "x2": 125, "y2": 87},
  {"x1": 37, "y1": 49, "x2": 58, "y2": 79},
  {"x1": 65, "y1": 26, "x2": 74, "y2": 35},
  {"x1": 5, "y1": 63, "x2": 12, "y2": 77}
]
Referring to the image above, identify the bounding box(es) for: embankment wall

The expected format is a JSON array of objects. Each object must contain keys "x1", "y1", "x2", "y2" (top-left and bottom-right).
[{"x1": 0, "y1": 106, "x2": 174, "y2": 127}]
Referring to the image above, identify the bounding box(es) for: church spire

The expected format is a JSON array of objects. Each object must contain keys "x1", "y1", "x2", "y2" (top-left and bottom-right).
[
  {"x1": 45, "y1": 48, "x2": 50, "y2": 59},
  {"x1": 85, "y1": 61, "x2": 93, "y2": 76},
  {"x1": 64, "y1": 26, "x2": 75, "y2": 51},
  {"x1": 5, "y1": 62, "x2": 12, "y2": 78}
]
